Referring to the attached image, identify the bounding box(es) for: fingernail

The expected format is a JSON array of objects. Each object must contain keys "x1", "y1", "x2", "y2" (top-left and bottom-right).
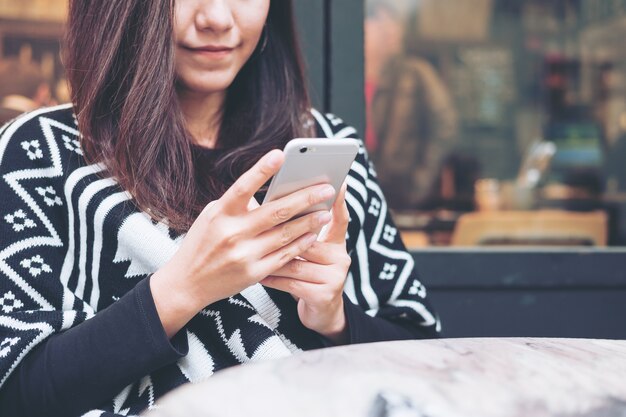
[
  {"x1": 305, "y1": 233, "x2": 318, "y2": 244},
  {"x1": 319, "y1": 185, "x2": 335, "y2": 200},
  {"x1": 317, "y1": 211, "x2": 332, "y2": 225},
  {"x1": 267, "y1": 151, "x2": 282, "y2": 168}
]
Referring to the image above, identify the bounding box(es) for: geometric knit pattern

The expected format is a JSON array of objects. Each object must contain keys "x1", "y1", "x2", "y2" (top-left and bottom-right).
[{"x1": 0, "y1": 104, "x2": 440, "y2": 416}]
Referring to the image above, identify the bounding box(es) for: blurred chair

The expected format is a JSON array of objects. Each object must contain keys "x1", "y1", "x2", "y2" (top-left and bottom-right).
[
  {"x1": 399, "y1": 230, "x2": 430, "y2": 248},
  {"x1": 451, "y1": 210, "x2": 608, "y2": 246}
]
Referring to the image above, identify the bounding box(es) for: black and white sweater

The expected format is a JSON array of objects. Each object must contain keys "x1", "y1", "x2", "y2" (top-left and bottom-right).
[{"x1": 0, "y1": 104, "x2": 440, "y2": 416}]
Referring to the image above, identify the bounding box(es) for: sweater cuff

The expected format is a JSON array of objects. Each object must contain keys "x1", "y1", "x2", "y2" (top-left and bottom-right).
[
  {"x1": 137, "y1": 276, "x2": 189, "y2": 358},
  {"x1": 342, "y1": 292, "x2": 371, "y2": 344},
  {"x1": 320, "y1": 293, "x2": 424, "y2": 346},
  {"x1": 317, "y1": 293, "x2": 369, "y2": 347}
]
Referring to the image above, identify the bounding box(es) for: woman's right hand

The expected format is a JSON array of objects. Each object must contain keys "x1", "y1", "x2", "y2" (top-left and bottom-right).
[{"x1": 150, "y1": 149, "x2": 335, "y2": 338}]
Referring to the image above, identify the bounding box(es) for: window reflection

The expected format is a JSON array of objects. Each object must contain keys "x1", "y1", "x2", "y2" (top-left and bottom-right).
[
  {"x1": 365, "y1": 0, "x2": 462, "y2": 212},
  {"x1": 365, "y1": 0, "x2": 626, "y2": 247}
]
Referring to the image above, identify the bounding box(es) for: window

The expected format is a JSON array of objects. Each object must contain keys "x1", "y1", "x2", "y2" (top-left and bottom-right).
[{"x1": 365, "y1": 0, "x2": 626, "y2": 248}]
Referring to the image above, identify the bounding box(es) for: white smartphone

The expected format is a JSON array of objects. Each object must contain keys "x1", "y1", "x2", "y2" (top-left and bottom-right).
[{"x1": 262, "y1": 138, "x2": 360, "y2": 216}]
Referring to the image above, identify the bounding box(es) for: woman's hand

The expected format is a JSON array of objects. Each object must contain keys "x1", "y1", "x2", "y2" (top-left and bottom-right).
[
  {"x1": 261, "y1": 184, "x2": 352, "y2": 345},
  {"x1": 150, "y1": 150, "x2": 335, "y2": 338}
]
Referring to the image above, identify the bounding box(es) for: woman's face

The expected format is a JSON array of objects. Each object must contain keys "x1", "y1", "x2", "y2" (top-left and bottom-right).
[{"x1": 174, "y1": 0, "x2": 270, "y2": 95}]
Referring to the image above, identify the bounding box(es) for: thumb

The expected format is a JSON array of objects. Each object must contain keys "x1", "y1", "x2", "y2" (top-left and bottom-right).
[
  {"x1": 320, "y1": 182, "x2": 349, "y2": 243},
  {"x1": 202, "y1": 200, "x2": 219, "y2": 213}
]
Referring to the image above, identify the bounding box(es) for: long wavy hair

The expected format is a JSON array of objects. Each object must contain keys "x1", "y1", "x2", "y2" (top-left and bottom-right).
[{"x1": 64, "y1": 0, "x2": 312, "y2": 232}]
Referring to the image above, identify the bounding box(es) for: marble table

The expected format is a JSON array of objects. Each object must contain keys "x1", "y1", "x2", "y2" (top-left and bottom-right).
[{"x1": 144, "y1": 338, "x2": 626, "y2": 417}]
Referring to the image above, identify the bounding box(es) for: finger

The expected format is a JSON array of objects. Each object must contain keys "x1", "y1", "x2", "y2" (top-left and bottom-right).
[
  {"x1": 270, "y1": 259, "x2": 327, "y2": 283},
  {"x1": 322, "y1": 182, "x2": 349, "y2": 244},
  {"x1": 298, "y1": 240, "x2": 345, "y2": 265},
  {"x1": 205, "y1": 200, "x2": 218, "y2": 211},
  {"x1": 199, "y1": 200, "x2": 219, "y2": 219},
  {"x1": 248, "y1": 183, "x2": 335, "y2": 235},
  {"x1": 247, "y1": 197, "x2": 260, "y2": 211},
  {"x1": 254, "y1": 210, "x2": 331, "y2": 258},
  {"x1": 298, "y1": 241, "x2": 352, "y2": 280},
  {"x1": 260, "y1": 276, "x2": 318, "y2": 299},
  {"x1": 221, "y1": 150, "x2": 284, "y2": 213},
  {"x1": 256, "y1": 232, "x2": 318, "y2": 277}
]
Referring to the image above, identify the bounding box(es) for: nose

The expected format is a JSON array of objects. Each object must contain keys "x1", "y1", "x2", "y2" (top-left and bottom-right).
[{"x1": 195, "y1": 0, "x2": 235, "y2": 33}]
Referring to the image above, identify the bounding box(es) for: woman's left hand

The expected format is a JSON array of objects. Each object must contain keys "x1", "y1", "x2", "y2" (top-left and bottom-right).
[{"x1": 261, "y1": 183, "x2": 351, "y2": 344}]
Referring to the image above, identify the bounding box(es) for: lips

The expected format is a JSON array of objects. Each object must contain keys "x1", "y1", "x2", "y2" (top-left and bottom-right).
[{"x1": 184, "y1": 45, "x2": 235, "y2": 53}]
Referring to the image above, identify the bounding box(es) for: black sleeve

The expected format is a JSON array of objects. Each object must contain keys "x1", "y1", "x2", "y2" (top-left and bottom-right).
[
  {"x1": 341, "y1": 294, "x2": 438, "y2": 344},
  {"x1": 0, "y1": 276, "x2": 189, "y2": 417},
  {"x1": 319, "y1": 294, "x2": 438, "y2": 348}
]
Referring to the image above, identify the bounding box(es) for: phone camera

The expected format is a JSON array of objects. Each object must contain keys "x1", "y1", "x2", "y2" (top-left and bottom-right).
[{"x1": 299, "y1": 146, "x2": 308, "y2": 154}]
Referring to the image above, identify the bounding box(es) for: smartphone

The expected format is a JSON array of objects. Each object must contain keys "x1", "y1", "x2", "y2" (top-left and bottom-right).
[{"x1": 262, "y1": 138, "x2": 360, "y2": 216}]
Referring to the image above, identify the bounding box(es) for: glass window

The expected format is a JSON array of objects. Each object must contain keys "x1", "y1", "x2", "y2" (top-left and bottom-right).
[{"x1": 365, "y1": 0, "x2": 626, "y2": 248}]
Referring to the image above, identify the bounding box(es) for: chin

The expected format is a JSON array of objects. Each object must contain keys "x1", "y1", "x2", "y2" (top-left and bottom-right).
[{"x1": 179, "y1": 71, "x2": 239, "y2": 95}]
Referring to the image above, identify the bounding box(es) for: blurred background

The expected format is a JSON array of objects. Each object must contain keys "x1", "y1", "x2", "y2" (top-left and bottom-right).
[
  {"x1": 358, "y1": 0, "x2": 626, "y2": 339},
  {"x1": 0, "y1": 0, "x2": 68, "y2": 124},
  {"x1": 364, "y1": 0, "x2": 626, "y2": 249}
]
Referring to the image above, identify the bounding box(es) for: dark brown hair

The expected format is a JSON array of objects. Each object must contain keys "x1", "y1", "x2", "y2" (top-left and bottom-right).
[{"x1": 64, "y1": 0, "x2": 311, "y2": 232}]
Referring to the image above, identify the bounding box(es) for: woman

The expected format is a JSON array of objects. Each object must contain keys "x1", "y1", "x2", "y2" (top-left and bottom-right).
[{"x1": 0, "y1": 1, "x2": 440, "y2": 416}]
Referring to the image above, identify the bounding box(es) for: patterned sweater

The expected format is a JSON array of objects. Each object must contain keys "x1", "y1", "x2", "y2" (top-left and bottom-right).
[{"x1": 0, "y1": 104, "x2": 440, "y2": 416}]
